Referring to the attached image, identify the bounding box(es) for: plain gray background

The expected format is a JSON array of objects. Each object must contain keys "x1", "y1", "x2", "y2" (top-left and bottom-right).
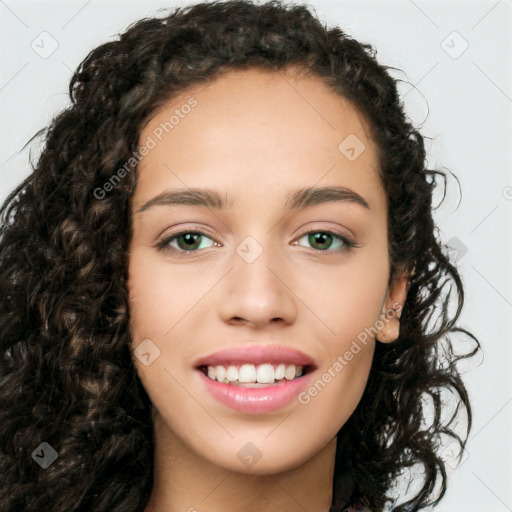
[{"x1": 1, "y1": 0, "x2": 511, "y2": 510}]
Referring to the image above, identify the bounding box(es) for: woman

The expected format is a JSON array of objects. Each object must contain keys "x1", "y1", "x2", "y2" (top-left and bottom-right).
[{"x1": 0, "y1": 1, "x2": 479, "y2": 511}]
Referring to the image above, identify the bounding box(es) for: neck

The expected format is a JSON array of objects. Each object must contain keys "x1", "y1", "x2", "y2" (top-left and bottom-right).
[{"x1": 144, "y1": 413, "x2": 337, "y2": 512}]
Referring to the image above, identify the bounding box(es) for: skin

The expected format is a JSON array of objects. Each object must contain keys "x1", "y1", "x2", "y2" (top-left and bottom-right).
[{"x1": 127, "y1": 67, "x2": 408, "y2": 512}]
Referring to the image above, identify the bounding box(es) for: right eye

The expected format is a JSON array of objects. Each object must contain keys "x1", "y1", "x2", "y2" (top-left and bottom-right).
[{"x1": 156, "y1": 230, "x2": 220, "y2": 255}]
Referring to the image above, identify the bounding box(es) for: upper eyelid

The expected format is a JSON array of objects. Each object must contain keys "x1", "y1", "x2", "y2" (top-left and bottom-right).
[
  {"x1": 158, "y1": 229, "x2": 219, "y2": 248},
  {"x1": 158, "y1": 226, "x2": 219, "y2": 242},
  {"x1": 294, "y1": 228, "x2": 353, "y2": 241}
]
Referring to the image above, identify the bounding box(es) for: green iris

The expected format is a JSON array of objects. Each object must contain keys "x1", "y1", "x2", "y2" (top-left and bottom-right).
[
  {"x1": 305, "y1": 232, "x2": 345, "y2": 251},
  {"x1": 176, "y1": 233, "x2": 213, "y2": 251}
]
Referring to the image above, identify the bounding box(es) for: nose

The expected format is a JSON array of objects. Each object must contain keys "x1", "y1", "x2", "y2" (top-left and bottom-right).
[{"x1": 217, "y1": 246, "x2": 298, "y2": 330}]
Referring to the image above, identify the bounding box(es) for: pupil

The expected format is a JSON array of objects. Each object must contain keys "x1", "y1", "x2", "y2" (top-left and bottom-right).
[
  {"x1": 179, "y1": 233, "x2": 200, "y2": 250},
  {"x1": 309, "y1": 232, "x2": 331, "y2": 250}
]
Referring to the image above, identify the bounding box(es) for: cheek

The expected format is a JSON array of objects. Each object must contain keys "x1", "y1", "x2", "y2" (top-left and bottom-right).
[
  {"x1": 127, "y1": 249, "x2": 215, "y2": 399},
  {"x1": 127, "y1": 249, "x2": 202, "y2": 340},
  {"x1": 297, "y1": 342, "x2": 374, "y2": 442},
  {"x1": 295, "y1": 252, "x2": 388, "y2": 409},
  {"x1": 299, "y1": 251, "x2": 389, "y2": 343},
  {"x1": 296, "y1": 284, "x2": 381, "y2": 439},
  {"x1": 127, "y1": 252, "x2": 196, "y2": 421}
]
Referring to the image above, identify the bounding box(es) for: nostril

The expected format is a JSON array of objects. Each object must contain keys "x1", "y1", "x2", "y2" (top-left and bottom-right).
[{"x1": 229, "y1": 317, "x2": 247, "y2": 326}]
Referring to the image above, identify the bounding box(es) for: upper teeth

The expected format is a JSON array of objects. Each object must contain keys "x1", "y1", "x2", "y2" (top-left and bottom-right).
[{"x1": 206, "y1": 363, "x2": 303, "y2": 385}]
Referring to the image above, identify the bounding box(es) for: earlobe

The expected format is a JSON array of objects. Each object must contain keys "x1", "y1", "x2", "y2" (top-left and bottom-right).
[{"x1": 376, "y1": 273, "x2": 409, "y2": 343}]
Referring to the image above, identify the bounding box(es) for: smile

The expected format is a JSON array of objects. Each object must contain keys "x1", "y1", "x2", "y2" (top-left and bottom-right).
[
  {"x1": 200, "y1": 363, "x2": 308, "y2": 387},
  {"x1": 194, "y1": 344, "x2": 317, "y2": 413}
]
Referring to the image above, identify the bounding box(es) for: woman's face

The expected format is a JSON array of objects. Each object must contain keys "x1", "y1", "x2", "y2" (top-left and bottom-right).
[{"x1": 128, "y1": 67, "x2": 402, "y2": 474}]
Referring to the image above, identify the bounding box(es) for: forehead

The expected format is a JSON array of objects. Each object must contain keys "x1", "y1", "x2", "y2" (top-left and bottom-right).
[{"x1": 135, "y1": 67, "x2": 384, "y2": 209}]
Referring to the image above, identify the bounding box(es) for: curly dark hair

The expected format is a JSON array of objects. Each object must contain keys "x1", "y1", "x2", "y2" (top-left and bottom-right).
[{"x1": 0, "y1": 1, "x2": 480, "y2": 511}]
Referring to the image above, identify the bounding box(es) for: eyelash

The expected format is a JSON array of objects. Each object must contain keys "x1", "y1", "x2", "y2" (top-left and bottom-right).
[{"x1": 155, "y1": 229, "x2": 359, "y2": 257}]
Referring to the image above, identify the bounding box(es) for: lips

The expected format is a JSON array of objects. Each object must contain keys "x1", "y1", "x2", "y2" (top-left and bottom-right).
[
  {"x1": 194, "y1": 344, "x2": 317, "y2": 368},
  {"x1": 193, "y1": 344, "x2": 317, "y2": 414}
]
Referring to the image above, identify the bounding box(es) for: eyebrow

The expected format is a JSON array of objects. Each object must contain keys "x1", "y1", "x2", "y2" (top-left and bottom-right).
[
  {"x1": 136, "y1": 185, "x2": 370, "y2": 213},
  {"x1": 286, "y1": 185, "x2": 370, "y2": 210}
]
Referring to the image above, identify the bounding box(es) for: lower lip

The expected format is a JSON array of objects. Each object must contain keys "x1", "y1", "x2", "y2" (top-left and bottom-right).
[{"x1": 197, "y1": 370, "x2": 313, "y2": 414}]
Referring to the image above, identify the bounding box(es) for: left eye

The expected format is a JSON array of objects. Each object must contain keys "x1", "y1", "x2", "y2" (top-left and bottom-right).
[{"x1": 294, "y1": 231, "x2": 355, "y2": 251}]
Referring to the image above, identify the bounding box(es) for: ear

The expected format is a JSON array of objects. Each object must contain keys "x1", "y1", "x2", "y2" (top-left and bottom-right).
[{"x1": 376, "y1": 272, "x2": 409, "y2": 343}]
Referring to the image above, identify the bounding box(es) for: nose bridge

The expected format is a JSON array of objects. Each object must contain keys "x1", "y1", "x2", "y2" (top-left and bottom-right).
[
  {"x1": 235, "y1": 236, "x2": 279, "y2": 291},
  {"x1": 218, "y1": 234, "x2": 297, "y2": 327}
]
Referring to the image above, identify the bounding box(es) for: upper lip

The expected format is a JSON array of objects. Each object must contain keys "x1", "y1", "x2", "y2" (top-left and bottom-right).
[{"x1": 194, "y1": 344, "x2": 317, "y2": 369}]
